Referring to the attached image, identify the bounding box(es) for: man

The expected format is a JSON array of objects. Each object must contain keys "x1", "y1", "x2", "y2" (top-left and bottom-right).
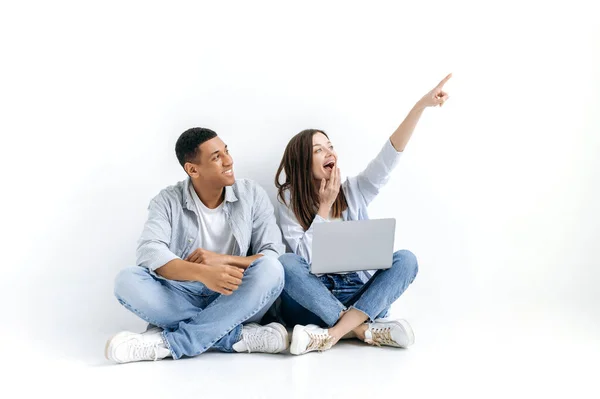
[{"x1": 106, "y1": 127, "x2": 288, "y2": 363}]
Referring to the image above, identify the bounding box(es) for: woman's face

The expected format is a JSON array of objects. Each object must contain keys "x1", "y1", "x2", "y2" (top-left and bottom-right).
[{"x1": 311, "y1": 132, "x2": 337, "y2": 181}]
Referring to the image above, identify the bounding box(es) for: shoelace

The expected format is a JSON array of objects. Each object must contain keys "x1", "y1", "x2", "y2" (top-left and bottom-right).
[
  {"x1": 365, "y1": 327, "x2": 397, "y2": 346},
  {"x1": 244, "y1": 329, "x2": 276, "y2": 353},
  {"x1": 130, "y1": 342, "x2": 161, "y2": 361},
  {"x1": 306, "y1": 331, "x2": 334, "y2": 352}
]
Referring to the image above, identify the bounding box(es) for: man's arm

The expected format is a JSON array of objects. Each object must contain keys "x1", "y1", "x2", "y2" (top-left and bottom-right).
[
  {"x1": 136, "y1": 196, "x2": 181, "y2": 271},
  {"x1": 184, "y1": 183, "x2": 284, "y2": 270},
  {"x1": 155, "y1": 258, "x2": 206, "y2": 281},
  {"x1": 137, "y1": 195, "x2": 243, "y2": 294},
  {"x1": 227, "y1": 254, "x2": 263, "y2": 269},
  {"x1": 185, "y1": 248, "x2": 262, "y2": 270},
  {"x1": 158, "y1": 257, "x2": 244, "y2": 295},
  {"x1": 249, "y1": 183, "x2": 286, "y2": 258}
]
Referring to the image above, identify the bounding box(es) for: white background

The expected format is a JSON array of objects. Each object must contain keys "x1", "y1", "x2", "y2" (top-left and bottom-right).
[{"x1": 1, "y1": 1, "x2": 598, "y2": 397}]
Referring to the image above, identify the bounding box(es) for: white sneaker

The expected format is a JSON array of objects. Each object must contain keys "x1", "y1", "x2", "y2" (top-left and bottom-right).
[
  {"x1": 290, "y1": 324, "x2": 335, "y2": 355},
  {"x1": 364, "y1": 319, "x2": 415, "y2": 348},
  {"x1": 105, "y1": 329, "x2": 171, "y2": 364},
  {"x1": 232, "y1": 323, "x2": 288, "y2": 354}
]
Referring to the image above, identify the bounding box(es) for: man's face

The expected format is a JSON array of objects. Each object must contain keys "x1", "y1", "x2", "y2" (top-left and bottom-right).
[{"x1": 186, "y1": 137, "x2": 235, "y2": 187}]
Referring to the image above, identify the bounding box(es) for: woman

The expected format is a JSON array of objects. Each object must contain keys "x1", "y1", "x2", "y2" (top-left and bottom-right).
[{"x1": 274, "y1": 74, "x2": 452, "y2": 355}]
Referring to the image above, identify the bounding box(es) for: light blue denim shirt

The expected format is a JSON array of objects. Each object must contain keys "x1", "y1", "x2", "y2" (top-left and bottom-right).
[
  {"x1": 137, "y1": 178, "x2": 285, "y2": 273},
  {"x1": 276, "y1": 138, "x2": 403, "y2": 281}
]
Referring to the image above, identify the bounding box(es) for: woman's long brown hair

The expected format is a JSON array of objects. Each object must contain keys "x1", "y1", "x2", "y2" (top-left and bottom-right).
[{"x1": 275, "y1": 129, "x2": 348, "y2": 231}]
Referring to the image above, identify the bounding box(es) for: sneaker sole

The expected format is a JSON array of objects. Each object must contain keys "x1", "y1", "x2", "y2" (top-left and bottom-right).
[{"x1": 383, "y1": 319, "x2": 415, "y2": 347}]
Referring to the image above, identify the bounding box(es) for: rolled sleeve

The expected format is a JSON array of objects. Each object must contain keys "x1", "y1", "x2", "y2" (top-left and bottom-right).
[
  {"x1": 250, "y1": 185, "x2": 286, "y2": 258},
  {"x1": 136, "y1": 197, "x2": 181, "y2": 271}
]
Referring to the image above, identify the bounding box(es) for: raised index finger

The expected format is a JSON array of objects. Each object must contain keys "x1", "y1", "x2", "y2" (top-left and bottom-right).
[{"x1": 436, "y1": 73, "x2": 452, "y2": 89}]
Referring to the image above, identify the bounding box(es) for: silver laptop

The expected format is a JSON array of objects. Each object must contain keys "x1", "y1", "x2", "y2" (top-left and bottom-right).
[{"x1": 310, "y1": 218, "x2": 396, "y2": 274}]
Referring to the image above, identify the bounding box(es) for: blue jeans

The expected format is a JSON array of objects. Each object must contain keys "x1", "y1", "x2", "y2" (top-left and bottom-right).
[
  {"x1": 278, "y1": 250, "x2": 418, "y2": 328},
  {"x1": 114, "y1": 256, "x2": 284, "y2": 359}
]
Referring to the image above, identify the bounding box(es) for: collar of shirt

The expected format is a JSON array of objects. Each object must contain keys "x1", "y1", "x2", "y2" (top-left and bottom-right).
[{"x1": 182, "y1": 177, "x2": 239, "y2": 214}]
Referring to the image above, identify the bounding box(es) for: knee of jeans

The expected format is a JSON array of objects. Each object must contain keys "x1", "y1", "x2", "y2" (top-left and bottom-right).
[
  {"x1": 278, "y1": 253, "x2": 309, "y2": 277},
  {"x1": 252, "y1": 256, "x2": 285, "y2": 293},
  {"x1": 393, "y1": 249, "x2": 419, "y2": 281},
  {"x1": 114, "y1": 266, "x2": 150, "y2": 302}
]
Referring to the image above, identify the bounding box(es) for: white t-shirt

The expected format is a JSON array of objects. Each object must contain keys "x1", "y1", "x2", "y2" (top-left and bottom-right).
[{"x1": 189, "y1": 186, "x2": 236, "y2": 255}]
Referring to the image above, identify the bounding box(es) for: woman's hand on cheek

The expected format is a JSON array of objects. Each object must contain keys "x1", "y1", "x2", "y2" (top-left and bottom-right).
[{"x1": 318, "y1": 167, "x2": 341, "y2": 218}]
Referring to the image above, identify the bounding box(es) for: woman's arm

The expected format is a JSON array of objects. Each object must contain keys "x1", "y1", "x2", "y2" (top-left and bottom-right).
[
  {"x1": 390, "y1": 73, "x2": 452, "y2": 151},
  {"x1": 389, "y1": 104, "x2": 425, "y2": 152},
  {"x1": 353, "y1": 73, "x2": 452, "y2": 205}
]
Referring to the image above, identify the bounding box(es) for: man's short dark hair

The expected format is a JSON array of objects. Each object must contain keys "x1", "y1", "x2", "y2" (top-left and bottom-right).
[{"x1": 175, "y1": 127, "x2": 218, "y2": 167}]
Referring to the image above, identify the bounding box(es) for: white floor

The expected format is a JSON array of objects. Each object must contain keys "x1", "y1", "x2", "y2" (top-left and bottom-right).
[{"x1": 6, "y1": 306, "x2": 599, "y2": 399}]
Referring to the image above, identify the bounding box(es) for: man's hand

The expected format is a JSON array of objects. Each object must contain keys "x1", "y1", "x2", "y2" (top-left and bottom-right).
[
  {"x1": 187, "y1": 248, "x2": 263, "y2": 270},
  {"x1": 186, "y1": 248, "x2": 230, "y2": 267},
  {"x1": 201, "y1": 264, "x2": 244, "y2": 295}
]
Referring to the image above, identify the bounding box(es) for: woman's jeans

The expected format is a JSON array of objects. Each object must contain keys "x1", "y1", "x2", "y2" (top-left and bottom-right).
[
  {"x1": 113, "y1": 256, "x2": 284, "y2": 359},
  {"x1": 278, "y1": 250, "x2": 418, "y2": 328}
]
